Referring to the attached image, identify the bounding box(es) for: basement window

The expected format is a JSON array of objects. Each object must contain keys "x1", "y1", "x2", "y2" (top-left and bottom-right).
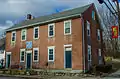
[
  {"x1": 21, "y1": 29, "x2": 27, "y2": 41},
  {"x1": 48, "y1": 46, "x2": 55, "y2": 62},
  {"x1": 20, "y1": 49, "x2": 25, "y2": 62},
  {"x1": 64, "y1": 20, "x2": 71, "y2": 35},
  {"x1": 33, "y1": 48, "x2": 39, "y2": 62},
  {"x1": 34, "y1": 27, "x2": 39, "y2": 39}
]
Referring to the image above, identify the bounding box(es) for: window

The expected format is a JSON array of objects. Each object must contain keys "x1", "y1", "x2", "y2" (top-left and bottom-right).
[
  {"x1": 48, "y1": 23, "x2": 55, "y2": 37},
  {"x1": 64, "y1": 20, "x2": 71, "y2": 35},
  {"x1": 88, "y1": 45, "x2": 91, "y2": 61},
  {"x1": 97, "y1": 29, "x2": 100, "y2": 40},
  {"x1": 92, "y1": 11, "x2": 95, "y2": 20},
  {"x1": 48, "y1": 46, "x2": 55, "y2": 62},
  {"x1": 33, "y1": 48, "x2": 39, "y2": 62},
  {"x1": 98, "y1": 49, "x2": 101, "y2": 56},
  {"x1": 34, "y1": 27, "x2": 39, "y2": 39},
  {"x1": 21, "y1": 29, "x2": 27, "y2": 41},
  {"x1": 87, "y1": 21, "x2": 90, "y2": 36},
  {"x1": 20, "y1": 49, "x2": 25, "y2": 62},
  {"x1": 11, "y1": 31, "x2": 16, "y2": 42}
]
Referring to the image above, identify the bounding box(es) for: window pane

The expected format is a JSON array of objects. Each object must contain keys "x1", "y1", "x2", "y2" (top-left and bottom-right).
[
  {"x1": 49, "y1": 49, "x2": 53, "y2": 54},
  {"x1": 65, "y1": 28, "x2": 70, "y2": 33},
  {"x1": 34, "y1": 50, "x2": 38, "y2": 55},
  {"x1": 49, "y1": 31, "x2": 53, "y2": 36},
  {"x1": 13, "y1": 33, "x2": 15, "y2": 36},
  {"x1": 65, "y1": 22, "x2": 70, "y2": 28},
  {"x1": 12, "y1": 37, "x2": 15, "y2": 41},
  {"x1": 34, "y1": 56, "x2": 37, "y2": 60},
  {"x1": 87, "y1": 30, "x2": 90, "y2": 36},
  {"x1": 49, "y1": 55, "x2": 53, "y2": 60},
  {"x1": 35, "y1": 34, "x2": 38, "y2": 38},
  {"x1": 22, "y1": 35, "x2": 25, "y2": 40},
  {"x1": 21, "y1": 51, "x2": 24, "y2": 61},
  {"x1": 49, "y1": 25, "x2": 54, "y2": 36},
  {"x1": 34, "y1": 50, "x2": 38, "y2": 61},
  {"x1": 49, "y1": 25, "x2": 53, "y2": 31}
]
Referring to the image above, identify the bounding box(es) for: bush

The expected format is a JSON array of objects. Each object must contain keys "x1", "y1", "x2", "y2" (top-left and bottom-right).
[
  {"x1": 28, "y1": 70, "x2": 37, "y2": 75},
  {"x1": 96, "y1": 64, "x2": 112, "y2": 73}
]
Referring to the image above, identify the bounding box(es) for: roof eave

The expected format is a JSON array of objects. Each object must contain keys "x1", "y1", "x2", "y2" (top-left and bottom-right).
[{"x1": 6, "y1": 13, "x2": 81, "y2": 32}]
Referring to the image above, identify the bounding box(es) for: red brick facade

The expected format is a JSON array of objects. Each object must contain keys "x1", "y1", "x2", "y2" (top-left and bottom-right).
[{"x1": 5, "y1": 4, "x2": 104, "y2": 72}]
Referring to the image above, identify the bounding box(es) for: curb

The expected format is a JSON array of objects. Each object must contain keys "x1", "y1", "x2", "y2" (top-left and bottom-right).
[{"x1": 0, "y1": 74, "x2": 43, "y2": 79}]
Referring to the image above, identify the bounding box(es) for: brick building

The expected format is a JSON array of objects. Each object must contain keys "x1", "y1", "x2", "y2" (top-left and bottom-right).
[{"x1": 5, "y1": 3, "x2": 104, "y2": 72}]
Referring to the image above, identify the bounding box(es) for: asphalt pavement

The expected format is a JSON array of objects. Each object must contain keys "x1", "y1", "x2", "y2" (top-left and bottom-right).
[{"x1": 0, "y1": 77, "x2": 24, "y2": 79}]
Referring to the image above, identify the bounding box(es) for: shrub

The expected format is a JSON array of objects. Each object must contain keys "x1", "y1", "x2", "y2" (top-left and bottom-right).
[{"x1": 96, "y1": 64, "x2": 112, "y2": 73}]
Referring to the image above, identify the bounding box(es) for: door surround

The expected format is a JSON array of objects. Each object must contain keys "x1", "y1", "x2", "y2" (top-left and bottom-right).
[
  {"x1": 6, "y1": 52, "x2": 11, "y2": 68},
  {"x1": 64, "y1": 44, "x2": 72, "y2": 69},
  {"x1": 26, "y1": 50, "x2": 32, "y2": 69}
]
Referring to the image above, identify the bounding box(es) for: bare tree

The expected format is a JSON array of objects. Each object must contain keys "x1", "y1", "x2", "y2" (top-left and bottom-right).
[{"x1": 98, "y1": 5, "x2": 119, "y2": 58}]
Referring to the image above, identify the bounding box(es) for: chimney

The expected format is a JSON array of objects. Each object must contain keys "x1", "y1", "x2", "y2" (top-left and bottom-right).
[{"x1": 27, "y1": 14, "x2": 32, "y2": 20}]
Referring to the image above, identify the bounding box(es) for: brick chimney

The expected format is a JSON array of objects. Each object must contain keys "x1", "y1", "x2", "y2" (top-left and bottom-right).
[{"x1": 27, "y1": 14, "x2": 32, "y2": 20}]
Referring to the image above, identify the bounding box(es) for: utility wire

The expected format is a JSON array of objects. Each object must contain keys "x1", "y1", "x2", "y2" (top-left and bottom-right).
[{"x1": 108, "y1": 0, "x2": 118, "y2": 15}]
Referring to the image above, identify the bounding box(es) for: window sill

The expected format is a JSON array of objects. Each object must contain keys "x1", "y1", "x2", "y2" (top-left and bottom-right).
[
  {"x1": 33, "y1": 61, "x2": 39, "y2": 62},
  {"x1": 33, "y1": 38, "x2": 39, "y2": 40},
  {"x1": 64, "y1": 33, "x2": 71, "y2": 35},
  {"x1": 48, "y1": 60, "x2": 54, "y2": 62},
  {"x1": 20, "y1": 61, "x2": 24, "y2": 63},
  {"x1": 48, "y1": 36, "x2": 54, "y2": 38},
  {"x1": 21, "y1": 40, "x2": 26, "y2": 41}
]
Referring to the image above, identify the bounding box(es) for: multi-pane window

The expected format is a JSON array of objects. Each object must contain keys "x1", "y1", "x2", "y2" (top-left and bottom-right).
[
  {"x1": 11, "y1": 31, "x2": 16, "y2": 42},
  {"x1": 48, "y1": 23, "x2": 55, "y2": 37},
  {"x1": 88, "y1": 45, "x2": 91, "y2": 61},
  {"x1": 87, "y1": 21, "x2": 90, "y2": 36},
  {"x1": 33, "y1": 48, "x2": 39, "y2": 62},
  {"x1": 21, "y1": 29, "x2": 27, "y2": 41},
  {"x1": 20, "y1": 49, "x2": 25, "y2": 62},
  {"x1": 48, "y1": 46, "x2": 55, "y2": 62},
  {"x1": 97, "y1": 29, "x2": 100, "y2": 40},
  {"x1": 98, "y1": 49, "x2": 102, "y2": 64},
  {"x1": 34, "y1": 27, "x2": 39, "y2": 39},
  {"x1": 64, "y1": 20, "x2": 71, "y2": 35}
]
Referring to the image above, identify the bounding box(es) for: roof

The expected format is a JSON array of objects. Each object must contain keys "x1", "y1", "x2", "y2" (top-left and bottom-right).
[{"x1": 6, "y1": 4, "x2": 92, "y2": 31}]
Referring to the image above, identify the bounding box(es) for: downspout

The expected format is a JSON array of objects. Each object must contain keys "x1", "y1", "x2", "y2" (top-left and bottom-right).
[{"x1": 81, "y1": 14, "x2": 86, "y2": 73}]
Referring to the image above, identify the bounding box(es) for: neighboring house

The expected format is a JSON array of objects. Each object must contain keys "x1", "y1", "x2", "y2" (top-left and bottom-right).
[
  {"x1": 5, "y1": 3, "x2": 104, "y2": 72},
  {"x1": 0, "y1": 37, "x2": 5, "y2": 66}
]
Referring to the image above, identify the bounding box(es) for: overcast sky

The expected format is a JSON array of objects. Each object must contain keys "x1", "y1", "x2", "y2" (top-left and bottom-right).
[{"x1": 0, "y1": 0, "x2": 103, "y2": 29}]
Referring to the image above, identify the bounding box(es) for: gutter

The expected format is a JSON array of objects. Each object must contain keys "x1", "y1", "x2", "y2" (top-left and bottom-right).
[{"x1": 6, "y1": 14, "x2": 81, "y2": 32}]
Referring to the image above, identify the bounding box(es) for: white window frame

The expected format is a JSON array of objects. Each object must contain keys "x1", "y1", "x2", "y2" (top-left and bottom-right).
[
  {"x1": 33, "y1": 48, "x2": 39, "y2": 62},
  {"x1": 33, "y1": 27, "x2": 39, "y2": 39},
  {"x1": 88, "y1": 45, "x2": 91, "y2": 61},
  {"x1": 20, "y1": 49, "x2": 25, "y2": 62},
  {"x1": 64, "y1": 20, "x2": 72, "y2": 35},
  {"x1": 11, "y1": 31, "x2": 16, "y2": 42},
  {"x1": 48, "y1": 23, "x2": 55, "y2": 37},
  {"x1": 97, "y1": 29, "x2": 101, "y2": 40},
  {"x1": 87, "y1": 21, "x2": 90, "y2": 36},
  {"x1": 21, "y1": 29, "x2": 27, "y2": 41},
  {"x1": 98, "y1": 49, "x2": 101, "y2": 56},
  {"x1": 48, "y1": 46, "x2": 55, "y2": 62}
]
